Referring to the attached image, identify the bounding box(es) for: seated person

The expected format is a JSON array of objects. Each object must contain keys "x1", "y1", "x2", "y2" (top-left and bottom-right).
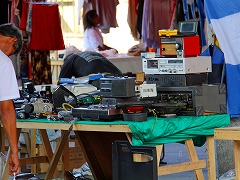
[
  {"x1": 83, "y1": 9, "x2": 117, "y2": 53},
  {"x1": 58, "y1": 51, "x2": 122, "y2": 79}
]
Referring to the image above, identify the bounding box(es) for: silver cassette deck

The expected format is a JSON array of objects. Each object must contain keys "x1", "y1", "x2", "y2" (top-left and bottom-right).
[{"x1": 142, "y1": 56, "x2": 212, "y2": 74}]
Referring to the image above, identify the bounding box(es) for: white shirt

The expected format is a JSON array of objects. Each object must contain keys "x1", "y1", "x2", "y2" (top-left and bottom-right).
[
  {"x1": 0, "y1": 50, "x2": 20, "y2": 101},
  {"x1": 84, "y1": 27, "x2": 104, "y2": 51}
]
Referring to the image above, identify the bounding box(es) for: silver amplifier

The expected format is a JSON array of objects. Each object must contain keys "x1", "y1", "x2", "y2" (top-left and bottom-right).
[{"x1": 142, "y1": 56, "x2": 212, "y2": 74}]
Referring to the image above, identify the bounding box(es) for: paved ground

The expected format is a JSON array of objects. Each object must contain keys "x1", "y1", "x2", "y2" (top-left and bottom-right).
[{"x1": 158, "y1": 143, "x2": 209, "y2": 180}]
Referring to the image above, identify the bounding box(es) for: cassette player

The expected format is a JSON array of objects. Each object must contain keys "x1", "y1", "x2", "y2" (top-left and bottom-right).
[
  {"x1": 142, "y1": 56, "x2": 212, "y2": 75},
  {"x1": 159, "y1": 36, "x2": 200, "y2": 58}
]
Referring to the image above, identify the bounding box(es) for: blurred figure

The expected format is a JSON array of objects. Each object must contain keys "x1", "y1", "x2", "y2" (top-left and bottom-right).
[{"x1": 83, "y1": 10, "x2": 117, "y2": 53}]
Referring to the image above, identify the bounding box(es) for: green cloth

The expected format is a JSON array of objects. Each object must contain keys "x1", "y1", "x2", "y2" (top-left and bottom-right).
[
  {"x1": 17, "y1": 114, "x2": 230, "y2": 146},
  {"x1": 128, "y1": 114, "x2": 230, "y2": 146}
]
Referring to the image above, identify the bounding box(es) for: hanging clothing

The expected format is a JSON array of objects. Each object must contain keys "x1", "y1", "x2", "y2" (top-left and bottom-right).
[
  {"x1": 136, "y1": 0, "x2": 144, "y2": 39},
  {"x1": 141, "y1": 0, "x2": 150, "y2": 45},
  {"x1": 20, "y1": 41, "x2": 29, "y2": 78},
  {"x1": 169, "y1": 0, "x2": 178, "y2": 29},
  {"x1": 77, "y1": 0, "x2": 85, "y2": 25},
  {"x1": 10, "y1": 0, "x2": 20, "y2": 25},
  {"x1": 142, "y1": 0, "x2": 173, "y2": 48},
  {"x1": 29, "y1": 3, "x2": 65, "y2": 51},
  {"x1": 19, "y1": 0, "x2": 29, "y2": 30},
  {"x1": 127, "y1": 0, "x2": 139, "y2": 40},
  {"x1": 31, "y1": 50, "x2": 52, "y2": 85},
  {"x1": 10, "y1": 0, "x2": 22, "y2": 27}
]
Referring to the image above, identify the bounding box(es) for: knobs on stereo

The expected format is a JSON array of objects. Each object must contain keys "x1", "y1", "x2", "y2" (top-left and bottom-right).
[{"x1": 175, "y1": 43, "x2": 182, "y2": 50}]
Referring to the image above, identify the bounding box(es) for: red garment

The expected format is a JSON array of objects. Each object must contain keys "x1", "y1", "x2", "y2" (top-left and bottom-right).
[
  {"x1": 19, "y1": 0, "x2": 29, "y2": 30},
  {"x1": 30, "y1": 3, "x2": 65, "y2": 51}
]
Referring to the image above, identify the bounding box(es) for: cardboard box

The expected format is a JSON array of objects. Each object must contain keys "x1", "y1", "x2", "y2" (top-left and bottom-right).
[
  {"x1": 20, "y1": 136, "x2": 86, "y2": 173},
  {"x1": 62, "y1": 137, "x2": 86, "y2": 171}
]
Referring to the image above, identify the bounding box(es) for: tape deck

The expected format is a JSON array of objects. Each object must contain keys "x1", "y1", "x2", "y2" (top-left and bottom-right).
[{"x1": 142, "y1": 56, "x2": 212, "y2": 75}]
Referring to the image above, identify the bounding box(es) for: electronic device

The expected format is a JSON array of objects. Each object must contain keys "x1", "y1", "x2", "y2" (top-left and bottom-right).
[
  {"x1": 159, "y1": 21, "x2": 199, "y2": 58},
  {"x1": 158, "y1": 21, "x2": 198, "y2": 37},
  {"x1": 100, "y1": 77, "x2": 136, "y2": 98},
  {"x1": 177, "y1": 21, "x2": 198, "y2": 36},
  {"x1": 70, "y1": 84, "x2": 97, "y2": 96},
  {"x1": 22, "y1": 102, "x2": 53, "y2": 114},
  {"x1": 72, "y1": 104, "x2": 122, "y2": 121},
  {"x1": 146, "y1": 74, "x2": 208, "y2": 87},
  {"x1": 15, "y1": 108, "x2": 28, "y2": 119},
  {"x1": 159, "y1": 36, "x2": 200, "y2": 58},
  {"x1": 142, "y1": 56, "x2": 211, "y2": 75},
  {"x1": 52, "y1": 85, "x2": 78, "y2": 112},
  {"x1": 156, "y1": 84, "x2": 226, "y2": 116}
]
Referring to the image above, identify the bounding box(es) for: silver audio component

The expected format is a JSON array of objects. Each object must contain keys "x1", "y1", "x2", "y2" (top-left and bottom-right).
[{"x1": 142, "y1": 56, "x2": 212, "y2": 74}]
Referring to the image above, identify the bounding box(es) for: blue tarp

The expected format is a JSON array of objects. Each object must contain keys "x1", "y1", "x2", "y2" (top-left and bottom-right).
[{"x1": 204, "y1": 1, "x2": 240, "y2": 117}]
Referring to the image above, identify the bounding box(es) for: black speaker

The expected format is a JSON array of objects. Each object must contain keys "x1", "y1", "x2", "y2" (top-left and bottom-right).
[{"x1": 112, "y1": 141, "x2": 157, "y2": 180}]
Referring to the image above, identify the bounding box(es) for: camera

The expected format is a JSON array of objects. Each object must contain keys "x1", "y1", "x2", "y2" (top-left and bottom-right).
[{"x1": 22, "y1": 102, "x2": 53, "y2": 114}]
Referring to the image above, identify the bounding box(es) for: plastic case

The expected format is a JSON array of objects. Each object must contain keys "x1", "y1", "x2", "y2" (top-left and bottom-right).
[{"x1": 112, "y1": 141, "x2": 157, "y2": 180}]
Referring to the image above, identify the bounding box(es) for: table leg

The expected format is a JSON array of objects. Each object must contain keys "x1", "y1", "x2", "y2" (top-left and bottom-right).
[
  {"x1": 44, "y1": 130, "x2": 70, "y2": 180},
  {"x1": 234, "y1": 140, "x2": 240, "y2": 180},
  {"x1": 156, "y1": 145, "x2": 163, "y2": 167},
  {"x1": 185, "y1": 139, "x2": 204, "y2": 180},
  {"x1": 206, "y1": 136, "x2": 216, "y2": 180},
  {"x1": 30, "y1": 129, "x2": 37, "y2": 174},
  {"x1": 39, "y1": 129, "x2": 59, "y2": 178}
]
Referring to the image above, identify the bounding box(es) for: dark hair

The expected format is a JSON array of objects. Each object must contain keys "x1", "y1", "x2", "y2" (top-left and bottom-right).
[
  {"x1": 83, "y1": 10, "x2": 98, "y2": 31},
  {"x1": 0, "y1": 23, "x2": 23, "y2": 55}
]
